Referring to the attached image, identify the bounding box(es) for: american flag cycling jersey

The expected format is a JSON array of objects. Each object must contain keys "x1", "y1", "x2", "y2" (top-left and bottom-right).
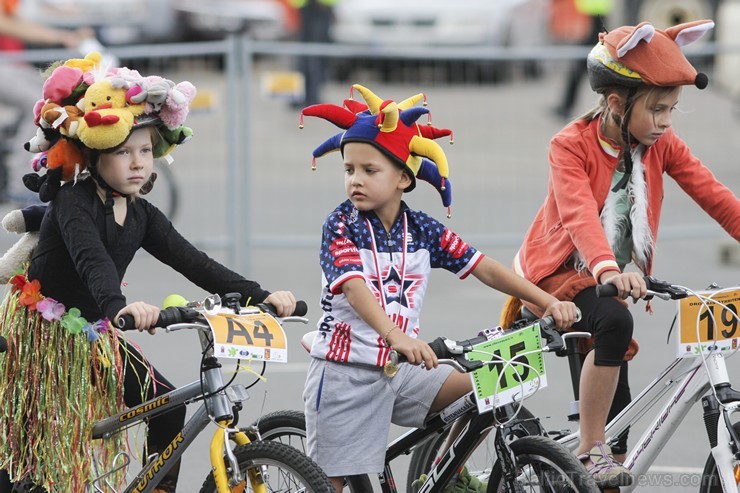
[{"x1": 313, "y1": 200, "x2": 484, "y2": 367}]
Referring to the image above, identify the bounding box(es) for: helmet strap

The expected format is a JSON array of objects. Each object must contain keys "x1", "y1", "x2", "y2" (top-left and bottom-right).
[
  {"x1": 88, "y1": 165, "x2": 127, "y2": 245},
  {"x1": 103, "y1": 189, "x2": 119, "y2": 246}
]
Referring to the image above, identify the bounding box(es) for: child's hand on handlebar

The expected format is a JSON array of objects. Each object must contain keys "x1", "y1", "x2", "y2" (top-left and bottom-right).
[
  {"x1": 386, "y1": 329, "x2": 438, "y2": 369},
  {"x1": 542, "y1": 300, "x2": 580, "y2": 331},
  {"x1": 264, "y1": 291, "x2": 297, "y2": 317},
  {"x1": 116, "y1": 302, "x2": 161, "y2": 334},
  {"x1": 599, "y1": 271, "x2": 647, "y2": 302}
]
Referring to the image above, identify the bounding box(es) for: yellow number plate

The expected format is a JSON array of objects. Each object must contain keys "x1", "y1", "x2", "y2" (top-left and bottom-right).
[
  {"x1": 677, "y1": 288, "x2": 740, "y2": 358},
  {"x1": 206, "y1": 312, "x2": 288, "y2": 362}
]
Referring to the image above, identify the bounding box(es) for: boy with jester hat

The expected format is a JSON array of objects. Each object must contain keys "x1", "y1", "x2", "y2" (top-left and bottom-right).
[{"x1": 299, "y1": 84, "x2": 581, "y2": 492}]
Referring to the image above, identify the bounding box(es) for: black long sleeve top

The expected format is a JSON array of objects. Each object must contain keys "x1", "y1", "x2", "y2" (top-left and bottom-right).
[{"x1": 28, "y1": 178, "x2": 270, "y2": 321}]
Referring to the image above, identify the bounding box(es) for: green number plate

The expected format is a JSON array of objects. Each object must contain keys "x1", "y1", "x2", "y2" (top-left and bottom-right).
[{"x1": 467, "y1": 323, "x2": 547, "y2": 413}]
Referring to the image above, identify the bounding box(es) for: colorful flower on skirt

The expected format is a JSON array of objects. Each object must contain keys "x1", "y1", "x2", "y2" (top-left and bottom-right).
[
  {"x1": 36, "y1": 297, "x2": 66, "y2": 321},
  {"x1": 61, "y1": 307, "x2": 88, "y2": 335},
  {"x1": 82, "y1": 323, "x2": 99, "y2": 341},
  {"x1": 82, "y1": 318, "x2": 110, "y2": 341},
  {"x1": 19, "y1": 279, "x2": 43, "y2": 310},
  {"x1": 93, "y1": 317, "x2": 111, "y2": 334},
  {"x1": 10, "y1": 274, "x2": 26, "y2": 293}
]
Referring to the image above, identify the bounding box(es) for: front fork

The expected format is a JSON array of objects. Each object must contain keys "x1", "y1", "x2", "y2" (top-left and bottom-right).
[
  {"x1": 210, "y1": 420, "x2": 266, "y2": 493},
  {"x1": 702, "y1": 392, "x2": 740, "y2": 491}
]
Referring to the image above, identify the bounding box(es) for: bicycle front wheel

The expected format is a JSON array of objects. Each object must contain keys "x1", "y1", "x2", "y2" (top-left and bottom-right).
[
  {"x1": 199, "y1": 440, "x2": 333, "y2": 493},
  {"x1": 699, "y1": 421, "x2": 740, "y2": 493},
  {"x1": 251, "y1": 410, "x2": 373, "y2": 492},
  {"x1": 487, "y1": 435, "x2": 599, "y2": 493},
  {"x1": 407, "y1": 406, "x2": 541, "y2": 492}
]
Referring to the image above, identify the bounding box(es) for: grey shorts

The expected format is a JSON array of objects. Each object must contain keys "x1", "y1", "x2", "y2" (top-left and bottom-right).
[{"x1": 303, "y1": 358, "x2": 454, "y2": 477}]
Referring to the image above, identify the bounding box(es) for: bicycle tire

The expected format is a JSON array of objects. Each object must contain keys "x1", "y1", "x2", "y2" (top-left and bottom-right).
[
  {"x1": 198, "y1": 439, "x2": 333, "y2": 493},
  {"x1": 699, "y1": 420, "x2": 740, "y2": 493},
  {"x1": 251, "y1": 410, "x2": 374, "y2": 492},
  {"x1": 487, "y1": 435, "x2": 599, "y2": 493},
  {"x1": 407, "y1": 406, "x2": 541, "y2": 492}
]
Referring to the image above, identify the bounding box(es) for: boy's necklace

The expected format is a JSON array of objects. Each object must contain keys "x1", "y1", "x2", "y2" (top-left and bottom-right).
[{"x1": 365, "y1": 213, "x2": 408, "y2": 313}]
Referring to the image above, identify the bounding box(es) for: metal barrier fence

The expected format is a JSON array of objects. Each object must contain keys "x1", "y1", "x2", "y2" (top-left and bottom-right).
[{"x1": 2, "y1": 37, "x2": 739, "y2": 274}]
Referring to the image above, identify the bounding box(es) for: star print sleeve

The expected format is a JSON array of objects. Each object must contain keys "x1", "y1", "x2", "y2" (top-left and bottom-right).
[
  {"x1": 427, "y1": 217, "x2": 483, "y2": 278},
  {"x1": 320, "y1": 212, "x2": 365, "y2": 294}
]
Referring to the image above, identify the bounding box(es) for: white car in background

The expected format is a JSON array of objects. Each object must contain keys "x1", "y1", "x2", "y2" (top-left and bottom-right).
[
  {"x1": 331, "y1": 0, "x2": 547, "y2": 82},
  {"x1": 17, "y1": 0, "x2": 177, "y2": 45},
  {"x1": 332, "y1": 0, "x2": 546, "y2": 48},
  {"x1": 174, "y1": 0, "x2": 295, "y2": 42}
]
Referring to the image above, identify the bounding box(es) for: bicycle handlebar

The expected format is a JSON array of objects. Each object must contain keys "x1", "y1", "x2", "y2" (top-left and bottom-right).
[
  {"x1": 595, "y1": 276, "x2": 689, "y2": 300},
  {"x1": 391, "y1": 315, "x2": 565, "y2": 373},
  {"x1": 115, "y1": 300, "x2": 308, "y2": 331}
]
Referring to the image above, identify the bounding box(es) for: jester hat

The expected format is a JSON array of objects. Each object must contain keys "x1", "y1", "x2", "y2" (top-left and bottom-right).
[
  {"x1": 588, "y1": 20, "x2": 714, "y2": 92},
  {"x1": 300, "y1": 84, "x2": 455, "y2": 212}
]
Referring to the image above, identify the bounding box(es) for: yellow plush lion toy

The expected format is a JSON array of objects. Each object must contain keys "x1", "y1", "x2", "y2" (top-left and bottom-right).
[{"x1": 76, "y1": 80, "x2": 145, "y2": 150}]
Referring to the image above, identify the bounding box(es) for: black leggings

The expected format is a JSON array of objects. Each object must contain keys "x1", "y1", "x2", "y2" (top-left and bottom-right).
[
  {"x1": 572, "y1": 287, "x2": 633, "y2": 454},
  {"x1": 121, "y1": 339, "x2": 186, "y2": 490},
  {"x1": 1, "y1": 339, "x2": 185, "y2": 493}
]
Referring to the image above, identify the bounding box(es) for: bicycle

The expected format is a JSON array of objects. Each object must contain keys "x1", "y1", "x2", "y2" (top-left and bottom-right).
[
  {"x1": 0, "y1": 293, "x2": 332, "y2": 492},
  {"x1": 407, "y1": 277, "x2": 740, "y2": 492},
  {"x1": 251, "y1": 314, "x2": 599, "y2": 492}
]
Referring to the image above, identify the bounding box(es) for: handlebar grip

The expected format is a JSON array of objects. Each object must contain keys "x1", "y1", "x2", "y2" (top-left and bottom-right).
[
  {"x1": 0, "y1": 335, "x2": 6, "y2": 353},
  {"x1": 392, "y1": 337, "x2": 450, "y2": 365},
  {"x1": 293, "y1": 300, "x2": 308, "y2": 317},
  {"x1": 538, "y1": 315, "x2": 556, "y2": 332},
  {"x1": 595, "y1": 284, "x2": 619, "y2": 298},
  {"x1": 258, "y1": 300, "x2": 308, "y2": 317},
  {"x1": 428, "y1": 337, "x2": 449, "y2": 359},
  {"x1": 116, "y1": 306, "x2": 192, "y2": 331},
  {"x1": 117, "y1": 314, "x2": 136, "y2": 331}
]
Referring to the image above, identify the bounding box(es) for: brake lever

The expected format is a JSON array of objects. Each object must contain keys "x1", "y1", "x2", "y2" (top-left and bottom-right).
[{"x1": 645, "y1": 276, "x2": 688, "y2": 299}]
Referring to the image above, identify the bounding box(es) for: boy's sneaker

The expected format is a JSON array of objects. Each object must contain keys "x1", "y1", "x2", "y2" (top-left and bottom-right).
[
  {"x1": 444, "y1": 467, "x2": 488, "y2": 493},
  {"x1": 577, "y1": 441, "x2": 633, "y2": 488},
  {"x1": 411, "y1": 467, "x2": 487, "y2": 493},
  {"x1": 410, "y1": 473, "x2": 428, "y2": 492}
]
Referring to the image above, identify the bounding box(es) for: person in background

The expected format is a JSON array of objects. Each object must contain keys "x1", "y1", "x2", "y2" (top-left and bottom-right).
[
  {"x1": 503, "y1": 20, "x2": 740, "y2": 488},
  {"x1": 0, "y1": 0, "x2": 92, "y2": 202},
  {"x1": 289, "y1": 0, "x2": 337, "y2": 107},
  {"x1": 553, "y1": 0, "x2": 613, "y2": 120}
]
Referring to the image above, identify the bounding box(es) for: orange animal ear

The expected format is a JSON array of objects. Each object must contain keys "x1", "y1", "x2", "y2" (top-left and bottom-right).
[
  {"x1": 46, "y1": 139, "x2": 85, "y2": 180},
  {"x1": 664, "y1": 20, "x2": 714, "y2": 47}
]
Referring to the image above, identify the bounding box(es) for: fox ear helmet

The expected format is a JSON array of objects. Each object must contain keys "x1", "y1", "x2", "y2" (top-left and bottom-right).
[{"x1": 587, "y1": 20, "x2": 714, "y2": 92}]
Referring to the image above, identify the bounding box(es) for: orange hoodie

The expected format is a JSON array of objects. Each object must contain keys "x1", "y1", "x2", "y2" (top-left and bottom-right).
[{"x1": 514, "y1": 116, "x2": 740, "y2": 289}]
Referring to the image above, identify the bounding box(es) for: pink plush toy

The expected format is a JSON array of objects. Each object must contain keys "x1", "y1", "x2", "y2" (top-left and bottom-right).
[
  {"x1": 159, "y1": 81, "x2": 196, "y2": 129},
  {"x1": 41, "y1": 66, "x2": 84, "y2": 104}
]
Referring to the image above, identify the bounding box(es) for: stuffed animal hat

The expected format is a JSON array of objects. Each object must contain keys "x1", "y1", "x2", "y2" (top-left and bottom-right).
[
  {"x1": 300, "y1": 84, "x2": 455, "y2": 214},
  {"x1": 588, "y1": 20, "x2": 714, "y2": 91},
  {"x1": 23, "y1": 52, "x2": 195, "y2": 201}
]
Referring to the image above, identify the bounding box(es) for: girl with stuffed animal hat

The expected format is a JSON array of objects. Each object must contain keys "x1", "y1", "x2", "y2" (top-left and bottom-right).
[
  {"x1": 500, "y1": 20, "x2": 740, "y2": 488},
  {"x1": 0, "y1": 56, "x2": 299, "y2": 493},
  {"x1": 299, "y1": 84, "x2": 580, "y2": 493}
]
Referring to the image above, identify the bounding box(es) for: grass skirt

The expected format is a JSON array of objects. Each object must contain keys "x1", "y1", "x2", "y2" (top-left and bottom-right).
[{"x1": 0, "y1": 288, "x2": 128, "y2": 491}]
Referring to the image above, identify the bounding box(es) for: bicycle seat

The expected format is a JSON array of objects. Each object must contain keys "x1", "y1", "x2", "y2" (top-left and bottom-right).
[
  {"x1": 301, "y1": 330, "x2": 318, "y2": 353},
  {"x1": 520, "y1": 306, "x2": 538, "y2": 322}
]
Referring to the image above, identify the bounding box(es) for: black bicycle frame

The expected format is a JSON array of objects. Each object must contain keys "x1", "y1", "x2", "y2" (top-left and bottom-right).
[{"x1": 377, "y1": 399, "x2": 538, "y2": 493}]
